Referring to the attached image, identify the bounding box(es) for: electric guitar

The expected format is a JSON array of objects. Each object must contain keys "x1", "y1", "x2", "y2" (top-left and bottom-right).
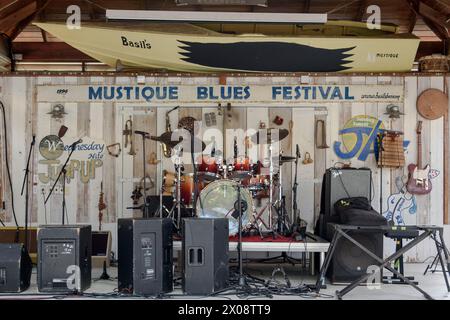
[{"x1": 406, "y1": 121, "x2": 432, "y2": 195}]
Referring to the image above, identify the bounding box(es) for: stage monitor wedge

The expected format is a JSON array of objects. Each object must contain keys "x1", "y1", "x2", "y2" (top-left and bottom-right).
[
  {"x1": 37, "y1": 225, "x2": 92, "y2": 293},
  {"x1": 0, "y1": 243, "x2": 32, "y2": 293}
]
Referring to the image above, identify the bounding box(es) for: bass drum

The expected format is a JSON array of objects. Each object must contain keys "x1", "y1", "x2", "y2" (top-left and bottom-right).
[{"x1": 196, "y1": 179, "x2": 253, "y2": 236}]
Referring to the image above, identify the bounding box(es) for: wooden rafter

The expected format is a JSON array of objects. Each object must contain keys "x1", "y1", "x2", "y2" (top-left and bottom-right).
[
  {"x1": 418, "y1": 1, "x2": 450, "y2": 34},
  {"x1": 8, "y1": 0, "x2": 51, "y2": 40},
  {"x1": 355, "y1": 0, "x2": 367, "y2": 21},
  {"x1": 408, "y1": 10, "x2": 417, "y2": 33},
  {"x1": 0, "y1": 1, "x2": 36, "y2": 36},
  {"x1": 407, "y1": 0, "x2": 449, "y2": 54},
  {"x1": 302, "y1": 0, "x2": 311, "y2": 13},
  {"x1": 12, "y1": 42, "x2": 96, "y2": 62}
]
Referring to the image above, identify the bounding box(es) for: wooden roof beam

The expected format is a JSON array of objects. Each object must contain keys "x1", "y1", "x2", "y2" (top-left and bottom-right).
[
  {"x1": 355, "y1": 0, "x2": 367, "y2": 22},
  {"x1": 418, "y1": 1, "x2": 450, "y2": 32},
  {"x1": 0, "y1": 1, "x2": 36, "y2": 35},
  {"x1": 12, "y1": 42, "x2": 96, "y2": 62}
]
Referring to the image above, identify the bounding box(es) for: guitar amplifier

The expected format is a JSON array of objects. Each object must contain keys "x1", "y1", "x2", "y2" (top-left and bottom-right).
[
  {"x1": 317, "y1": 167, "x2": 372, "y2": 238},
  {"x1": 324, "y1": 168, "x2": 372, "y2": 217}
]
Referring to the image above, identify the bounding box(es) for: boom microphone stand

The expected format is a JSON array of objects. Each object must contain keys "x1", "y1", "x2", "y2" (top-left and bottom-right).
[
  {"x1": 45, "y1": 138, "x2": 82, "y2": 225},
  {"x1": 20, "y1": 134, "x2": 35, "y2": 252}
]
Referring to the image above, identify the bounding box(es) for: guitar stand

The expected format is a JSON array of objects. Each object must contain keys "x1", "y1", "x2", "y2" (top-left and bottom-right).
[
  {"x1": 315, "y1": 224, "x2": 450, "y2": 300},
  {"x1": 383, "y1": 235, "x2": 418, "y2": 285}
]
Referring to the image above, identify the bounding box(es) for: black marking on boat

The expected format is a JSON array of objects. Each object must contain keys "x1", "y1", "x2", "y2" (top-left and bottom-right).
[{"x1": 178, "y1": 41, "x2": 354, "y2": 72}]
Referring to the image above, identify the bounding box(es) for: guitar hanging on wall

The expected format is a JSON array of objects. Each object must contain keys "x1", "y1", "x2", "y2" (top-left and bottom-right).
[{"x1": 406, "y1": 121, "x2": 432, "y2": 195}]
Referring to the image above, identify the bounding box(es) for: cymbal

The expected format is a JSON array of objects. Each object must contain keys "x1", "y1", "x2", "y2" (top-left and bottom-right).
[
  {"x1": 250, "y1": 128, "x2": 289, "y2": 144},
  {"x1": 151, "y1": 132, "x2": 206, "y2": 152}
]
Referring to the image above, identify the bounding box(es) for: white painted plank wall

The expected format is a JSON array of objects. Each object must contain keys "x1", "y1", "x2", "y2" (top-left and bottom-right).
[{"x1": 0, "y1": 75, "x2": 448, "y2": 261}]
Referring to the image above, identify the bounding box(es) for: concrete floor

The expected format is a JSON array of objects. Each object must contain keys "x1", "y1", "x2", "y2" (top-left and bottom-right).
[{"x1": 2, "y1": 262, "x2": 450, "y2": 300}]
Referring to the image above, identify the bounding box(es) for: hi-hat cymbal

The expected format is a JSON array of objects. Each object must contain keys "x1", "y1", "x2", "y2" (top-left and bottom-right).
[
  {"x1": 250, "y1": 128, "x2": 289, "y2": 144},
  {"x1": 151, "y1": 132, "x2": 206, "y2": 152}
]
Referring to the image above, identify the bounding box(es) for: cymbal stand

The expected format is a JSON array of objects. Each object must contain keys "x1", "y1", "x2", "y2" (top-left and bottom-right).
[
  {"x1": 157, "y1": 143, "x2": 170, "y2": 218},
  {"x1": 268, "y1": 142, "x2": 274, "y2": 231},
  {"x1": 167, "y1": 144, "x2": 183, "y2": 230},
  {"x1": 273, "y1": 154, "x2": 290, "y2": 235}
]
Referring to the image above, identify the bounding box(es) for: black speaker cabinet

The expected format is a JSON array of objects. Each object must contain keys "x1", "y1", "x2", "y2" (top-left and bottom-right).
[
  {"x1": 0, "y1": 243, "x2": 32, "y2": 293},
  {"x1": 318, "y1": 168, "x2": 372, "y2": 238},
  {"x1": 118, "y1": 218, "x2": 173, "y2": 295},
  {"x1": 0, "y1": 227, "x2": 37, "y2": 263},
  {"x1": 37, "y1": 225, "x2": 92, "y2": 293},
  {"x1": 326, "y1": 225, "x2": 383, "y2": 284},
  {"x1": 182, "y1": 218, "x2": 229, "y2": 295},
  {"x1": 324, "y1": 168, "x2": 372, "y2": 217}
]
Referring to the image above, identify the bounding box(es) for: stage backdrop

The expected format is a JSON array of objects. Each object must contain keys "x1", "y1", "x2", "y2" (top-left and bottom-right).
[{"x1": 0, "y1": 74, "x2": 448, "y2": 262}]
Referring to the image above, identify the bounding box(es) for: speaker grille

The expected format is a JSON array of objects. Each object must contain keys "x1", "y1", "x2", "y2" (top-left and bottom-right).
[{"x1": 328, "y1": 231, "x2": 383, "y2": 283}]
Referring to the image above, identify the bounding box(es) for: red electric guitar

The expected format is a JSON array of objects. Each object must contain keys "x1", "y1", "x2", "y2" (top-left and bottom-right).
[{"x1": 406, "y1": 121, "x2": 432, "y2": 195}]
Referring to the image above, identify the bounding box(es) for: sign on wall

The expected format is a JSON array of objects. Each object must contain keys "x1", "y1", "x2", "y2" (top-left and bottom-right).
[
  {"x1": 37, "y1": 84, "x2": 404, "y2": 104},
  {"x1": 38, "y1": 135, "x2": 105, "y2": 184}
]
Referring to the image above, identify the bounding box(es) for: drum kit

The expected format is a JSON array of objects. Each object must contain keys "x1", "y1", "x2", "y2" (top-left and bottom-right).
[{"x1": 145, "y1": 127, "x2": 299, "y2": 239}]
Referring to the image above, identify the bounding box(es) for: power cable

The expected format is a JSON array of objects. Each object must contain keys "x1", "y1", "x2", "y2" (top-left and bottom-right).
[{"x1": 0, "y1": 101, "x2": 19, "y2": 230}]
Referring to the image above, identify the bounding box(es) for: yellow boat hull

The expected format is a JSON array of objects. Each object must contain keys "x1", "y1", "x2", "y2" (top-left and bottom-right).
[{"x1": 34, "y1": 22, "x2": 420, "y2": 73}]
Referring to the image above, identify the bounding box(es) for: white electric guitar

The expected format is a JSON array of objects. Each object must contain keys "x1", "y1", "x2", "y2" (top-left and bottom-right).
[{"x1": 406, "y1": 121, "x2": 432, "y2": 195}]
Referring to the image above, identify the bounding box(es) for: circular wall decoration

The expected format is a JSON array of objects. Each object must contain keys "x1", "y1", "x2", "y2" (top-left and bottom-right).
[
  {"x1": 39, "y1": 135, "x2": 64, "y2": 160},
  {"x1": 417, "y1": 88, "x2": 448, "y2": 120}
]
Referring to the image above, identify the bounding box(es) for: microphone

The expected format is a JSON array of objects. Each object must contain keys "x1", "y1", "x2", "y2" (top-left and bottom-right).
[
  {"x1": 71, "y1": 139, "x2": 83, "y2": 147},
  {"x1": 31, "y1": 134, "x2": 36, "y2": 145},
  {"x1": 296, "y1": 144, "x2": 301, "y2": 159},
  {"x1": 168, "y1": 106, "x2": 179, "y2": 113}
]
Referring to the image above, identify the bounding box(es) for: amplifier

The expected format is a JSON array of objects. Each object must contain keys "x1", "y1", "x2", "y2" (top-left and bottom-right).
[
  {"x1": 118, "y1": 218, "x2": 173, "y2": 295},
  {"x1": 324, "y1": 168, "x2": 372, "y2": 217},
  {"x1": 37, "y1": 225, "x2": 92, "y2": 293},
  {"x1": 0, "y1": 243, "x2": 32, "y2": 293},
  {"x1": 182, "y1": 218, "x2": 229, "y2": 295},
  {"x1": 317, "y1": 168, "x2": 372, "y2": 238}
]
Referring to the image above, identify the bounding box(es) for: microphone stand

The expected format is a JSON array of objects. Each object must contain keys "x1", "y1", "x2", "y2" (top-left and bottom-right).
[
  {"x1": 292, "y1": 147, "x2": 300, "y2": 223},
  {"x1": 20, "y1": 134, "x2": 35, "y2": 251},
  {"x1": 45, "y1": 140, "x2": 80, "y2": 225},
  {"x1": 236, "y1": 183, "x2": 246, "y2": 287},
  {"x1": 211, "y1": 182, "x2": 249, "y2": 296},
  {"x1": 134, "y1": 131, "x2": 151, "y2": 218}
]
